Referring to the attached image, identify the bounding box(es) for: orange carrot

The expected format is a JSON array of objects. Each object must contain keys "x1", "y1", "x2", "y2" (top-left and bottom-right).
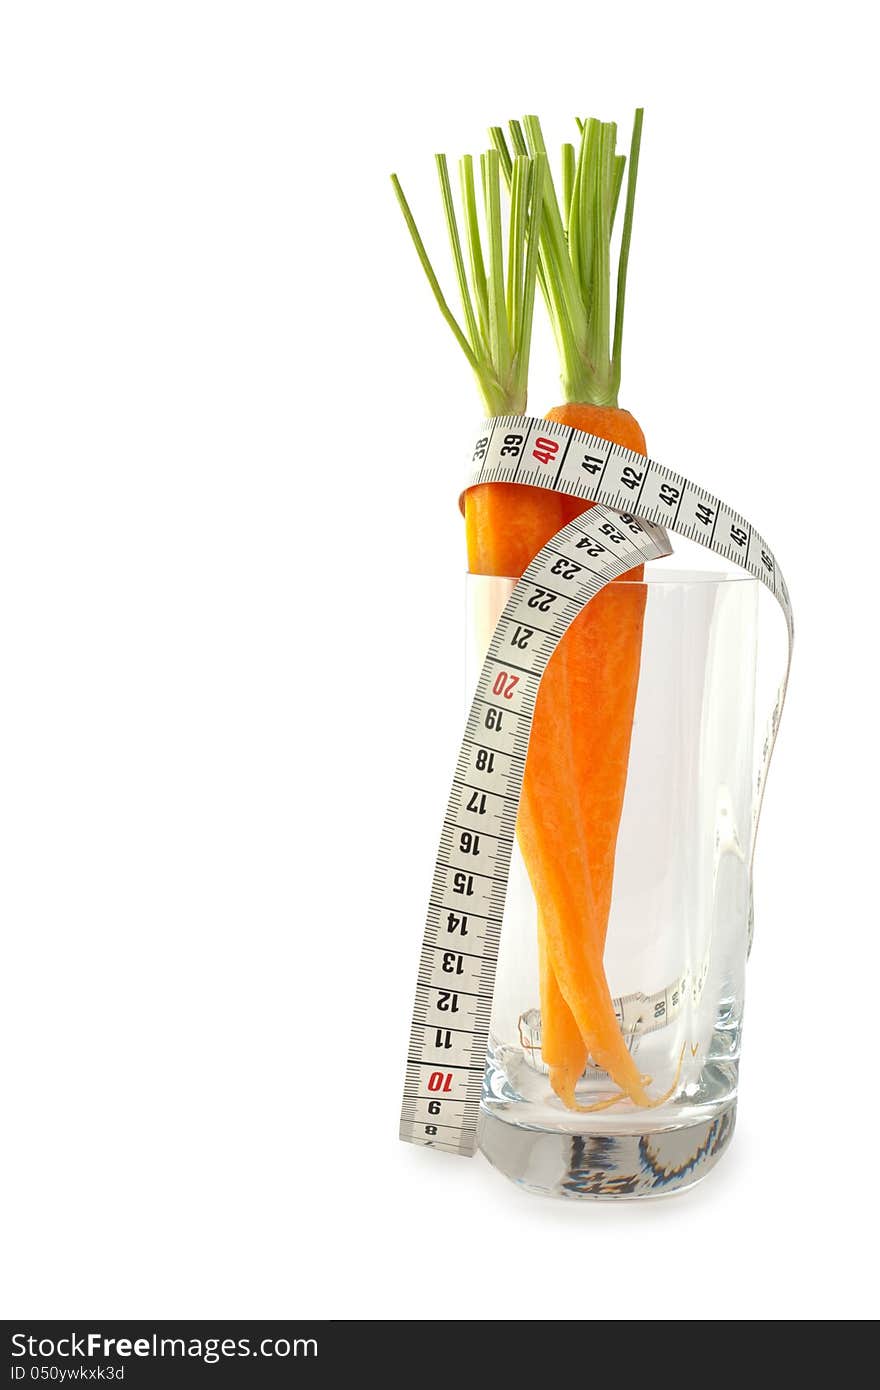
[
  {"x1": 484, "y1": 112, "x2": 657, "y2": 1107},
  {"x1": 395, "y1": 110, "x2": 661, "y2": 1112},
  {"x1": 538, "y1": 404, "x2": 647, "y2": 1101},
  {"x1": 537, "y1": 933, "x2": 586, "y2": 1109},
  {"x1": 464, "y1": 483, "x2": 563, "y2": 579},
  {"x1": 465, "y1": 418, "x2": 653, "y2": 1107},
  {"x1": 551, "y1": 407, "x2": 647, "y2": 952}
]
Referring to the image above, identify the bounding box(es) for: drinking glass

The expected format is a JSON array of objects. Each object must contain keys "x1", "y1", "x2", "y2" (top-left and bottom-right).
[{"x1": 467, "y1": 568, "x2": 759, "y2": 1198}]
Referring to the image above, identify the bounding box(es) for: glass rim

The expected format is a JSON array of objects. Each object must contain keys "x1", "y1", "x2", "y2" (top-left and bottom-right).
[{"x1": 468, "y1": 566, "x2": 760, "y2": 588}]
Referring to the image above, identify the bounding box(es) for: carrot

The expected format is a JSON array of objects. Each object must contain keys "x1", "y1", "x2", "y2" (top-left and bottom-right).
[
  {"x1": 466, "y1": 413, "x2": 653, "y2": 1107},
  {"x1": 545, "y1": 404, "x2": 647, "y2": 958},
  {"x1": 537, "y1": 932, "x2": 586, "y2": 1110},
  {"x1": 464, "y1": 422, "x2": 650, "y2": 1105},
  {"x1": 538, "y1": 403, "x2": 648, "y2": 1101},
  {"x1": 394, "y1": 111, "x2": 664, "y2": 1113},
  {"x1": 487, "y1": 112, "x2": 658, "y2": 1107}
]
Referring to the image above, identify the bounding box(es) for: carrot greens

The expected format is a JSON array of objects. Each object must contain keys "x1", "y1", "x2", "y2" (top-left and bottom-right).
[
  {"x1": 391, "y1": 151, "x2": 545, "y2": 417},
  {"x1": 490, "y1": 110, "x2": 643, "y2": 408}
]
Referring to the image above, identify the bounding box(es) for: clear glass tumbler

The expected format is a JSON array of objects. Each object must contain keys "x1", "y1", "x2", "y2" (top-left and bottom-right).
[{"x1": 467, "y1": 568, "x2": 759, "y2": 1198}]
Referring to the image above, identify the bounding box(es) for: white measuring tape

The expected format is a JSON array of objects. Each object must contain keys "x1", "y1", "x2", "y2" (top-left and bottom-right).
[
  {"x1": 517, "y1": 946, "x2": 711, "y2": 1079},
  {"x1": 400, "y1": 414, "x2": 792, "y2": 1157}
]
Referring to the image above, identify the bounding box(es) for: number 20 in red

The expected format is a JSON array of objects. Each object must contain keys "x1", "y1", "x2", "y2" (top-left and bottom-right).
[{"x1": 492, "y1": 670, "x2": 519, "y2": 700}]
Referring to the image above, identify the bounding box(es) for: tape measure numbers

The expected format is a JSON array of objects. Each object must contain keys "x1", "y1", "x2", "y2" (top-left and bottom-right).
[{"x1": 399, "y1": 415, "x2": 792, "y2": 1157}]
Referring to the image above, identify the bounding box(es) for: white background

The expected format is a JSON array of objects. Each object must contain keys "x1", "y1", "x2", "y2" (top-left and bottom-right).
[{"x1": 1, "y1": 0, "x2": 877, "y2": 1322}]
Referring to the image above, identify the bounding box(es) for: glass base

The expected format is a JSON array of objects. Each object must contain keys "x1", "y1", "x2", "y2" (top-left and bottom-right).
[{"x1": 477, "y1": 1100, "x2": 736, "y2": 1200}]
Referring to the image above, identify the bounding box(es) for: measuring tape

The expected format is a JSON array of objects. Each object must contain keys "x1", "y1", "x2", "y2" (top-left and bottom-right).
[
  {"x1": 399, "y1": 414, "x2": 792, "y2": 1157},
  {"x1": 518, "y1": 946, "x2": 711, "y2": 1077}
]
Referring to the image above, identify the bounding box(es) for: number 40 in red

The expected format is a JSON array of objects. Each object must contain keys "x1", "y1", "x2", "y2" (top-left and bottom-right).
[{"x1": 532, "y1": 436, "x2": 558, "y2": 467}]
